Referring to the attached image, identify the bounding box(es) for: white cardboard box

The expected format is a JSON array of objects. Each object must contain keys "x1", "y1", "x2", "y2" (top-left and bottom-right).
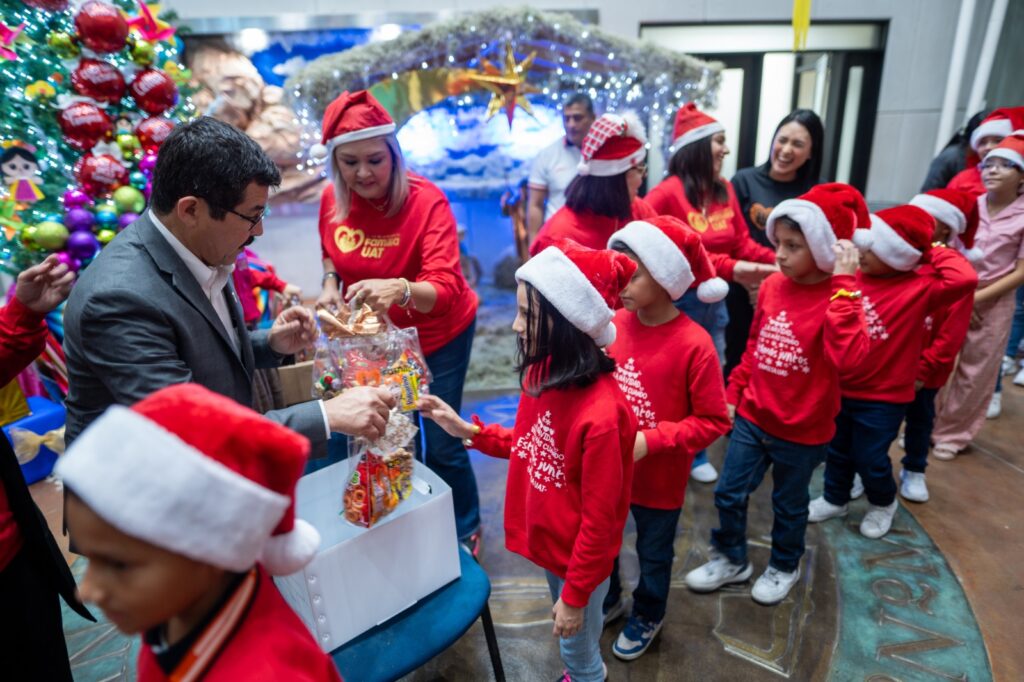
[{"x1": 275, "y1": 459, "x2": 462, "y2": 652}]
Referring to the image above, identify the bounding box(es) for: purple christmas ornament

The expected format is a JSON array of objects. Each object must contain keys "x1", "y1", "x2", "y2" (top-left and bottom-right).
[
  {"x1": 139, "y1": 152, "x2": 158, "y2": 175},
  {"x1": 55, "y1": 251, "x2": 82, "y2": 272},
  {"x1": 118, "y1": 212, "x2": 139, "y2": 230},
  {"x1": 63, "y1": 189, "x2": 93, "y2": 209},
  {"x1": 65, "y1": 207, "x2": 96, "y2": 232},
  {"x1": 66, "y1": 230, "x2": 100, "y2": 260}
]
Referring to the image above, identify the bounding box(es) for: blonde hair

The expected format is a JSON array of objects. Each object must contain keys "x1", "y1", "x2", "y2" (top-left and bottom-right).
[{"x1": 330, "y1": 134, "x2": 409, "y2": 222}]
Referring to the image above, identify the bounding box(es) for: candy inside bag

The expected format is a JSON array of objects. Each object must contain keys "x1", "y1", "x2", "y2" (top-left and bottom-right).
[
  {"x1": 341, "y1": 410, "x2": 418, "y2": 528},
  {"x1": 311, "y1": 332, "x2": 343, "y2": 400}
]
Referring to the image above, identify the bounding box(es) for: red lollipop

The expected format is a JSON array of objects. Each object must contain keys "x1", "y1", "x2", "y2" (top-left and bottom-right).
[
  {"x1": 58, "y1": 101, "x2": 113, "y2": 151},
  {"x1": 75, "y1": 154, "x2": 128, "y2": 196},
  {"x1": 129, "y1": 69, "x2": 178, "y2": 115},
  {"x1": 71, "y1": 58, "x2": 126, "y2": 104},
  {"x1": 74, "y1": 1, "x2": 129, "y2": 54},
  {"x1": 135, "y1": 116, "x2": 175, "y2": 150}
]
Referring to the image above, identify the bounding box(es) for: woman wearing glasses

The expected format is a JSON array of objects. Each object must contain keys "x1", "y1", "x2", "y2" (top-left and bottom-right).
[
  {"x1": 314, "y1": 90, "x2": 481, "y2": 553},
  {"x1": 529, "y1": 111, "x2": 656, "y2": 256}
]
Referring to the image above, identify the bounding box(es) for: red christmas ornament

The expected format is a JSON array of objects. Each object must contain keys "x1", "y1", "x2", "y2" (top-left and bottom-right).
[
  {"x1": 135, "y1": 116, "x2": 174, "y2": 150},
  {"x1": 58, "y1": 101, "x2": 113, "y2": 151},
  {"x1": 21, "y1": 0, "x2": 70, "y2": 10},
  {"x1": 75, "y1": 154, "x2": 128, "y2": 196},
  {"x1": 71, "y1": 58, "x2": 126, "y2": 104},
  {"x1": 74, "y1": 1, "x2": 129, "y2": 54},
  {"x1": 129, "y1": 68, "x2": 178, "y2": 115}
]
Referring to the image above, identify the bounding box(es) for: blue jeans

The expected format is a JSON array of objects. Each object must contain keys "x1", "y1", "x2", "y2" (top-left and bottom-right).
[
  {"x1": 996, "y1": 286, "x2": 1024, "y2": 394},
  {"x1": 675, "y1": 289, "x2": 728, "y2": 470},
  {"x1": 901, "y1": 387, "x2": 938, "y2": 474},
  {"x1": 711, "y1": 415, "x2": 826, "y2": 573},
  {"x1": 546, "y1": 571, "x2": 609, "y2": 682},
  {"x1": 823, "y1": 398, "x2": 907, "y2": 507},
  {"x1": 604, "y1": 505, "x2": 682, "y2": 622}
]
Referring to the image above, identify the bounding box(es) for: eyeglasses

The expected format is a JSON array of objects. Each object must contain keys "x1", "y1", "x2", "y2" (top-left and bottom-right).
[
  {"x1": 629, "y1": 163, "x2": 648, "y2": 177},
  {"x1": 979, "y1": 159, "x2": 1017, "y2": 172},
  {"x1": 223, "y1": 206, "x2": 268, "y2": 230}
]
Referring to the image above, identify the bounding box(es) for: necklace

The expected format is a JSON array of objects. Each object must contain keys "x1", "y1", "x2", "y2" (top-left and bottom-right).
[{"x1": 368, "y1": 196, "x2": 389, "y2": 212}]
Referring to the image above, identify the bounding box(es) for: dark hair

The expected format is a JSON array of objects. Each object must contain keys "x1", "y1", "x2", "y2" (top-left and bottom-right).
[
  {"x1": 564, "y1": 93, "x2": 595, "y2": 116},
  {"x1": 516, "y1": 282, "x2": 615, "y2": 396},
  {"x1": 564, "y1": 173, "x2": 633, "y2": 220},
  {"x1": 943, "y1": 109, "x2": 989, "y2": 151},
  {"x1": 773, "y1": 215, "x2": 802, "y2": 234},
  {"x1": 668, "y1": 136, "x2": 728, "y2": 208},
  {"x1": 0, "y1": 146, "x2": 37, "y2": 166},
  {"x1": 151, "y1": 116, "x2": 281, "y2": 218},
  {"x1": 765, "y1": 109, "x2": 824, "y2": 188}
]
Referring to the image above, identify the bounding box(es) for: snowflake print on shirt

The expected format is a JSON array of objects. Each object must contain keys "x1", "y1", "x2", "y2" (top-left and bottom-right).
[
  {"x1": 861, "y1": 296, "x2": 890, "y2": 341},
  {"x1": 512, "y1": 410, "x2": 566, "y2": 493},
  {"x1": 614, "y1": 358, "x2": 657, "y2": 428},
  {"x1": 754, "y1": 311, "x2": 811, "y2": 377}
]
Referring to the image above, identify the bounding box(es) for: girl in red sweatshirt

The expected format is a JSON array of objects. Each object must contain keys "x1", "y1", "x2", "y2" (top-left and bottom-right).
[
  {"x1": 809, "y1": 205, "x2": 977, "y2": 540},
  {"x1": 602, "y1": 215, "x2": 731, "y2": 660},
  {"x1": 419, "y1": 240, "x2": 637, "y2": 682},
  {"x1": 685, "y1": 183, "x2": 870, "y2": 606}
]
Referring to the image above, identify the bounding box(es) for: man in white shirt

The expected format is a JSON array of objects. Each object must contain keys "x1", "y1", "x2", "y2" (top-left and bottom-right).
[
  {"x1": 526, "y1": 94, "x2": 596, "y2": 242},
  {"x1": 63, "y1": 117, "x2": 393, "y2": 448}
]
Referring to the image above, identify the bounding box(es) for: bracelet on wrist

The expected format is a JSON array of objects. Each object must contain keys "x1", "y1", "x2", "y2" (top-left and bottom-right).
[
  {"x1": 398, "y1": 277, "x2": 412, "y2": 308},
  {"x1": 322, "y1": 271, "x2": 341, "y2": 287},
  {"x1": 830, "y1": 288, "x2": 862, "y2": 302}
]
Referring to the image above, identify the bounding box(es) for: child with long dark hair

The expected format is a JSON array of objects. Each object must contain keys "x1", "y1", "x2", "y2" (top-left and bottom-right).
[{"x1": 419, "y1": 240, "x2": 637, "y2": 682}]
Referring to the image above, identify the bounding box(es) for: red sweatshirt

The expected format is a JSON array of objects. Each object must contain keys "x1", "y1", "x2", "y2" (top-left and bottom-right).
[
  {"x1": 319, "y1": 175, "x2": 478, "y2": 356},
  {"x1": 726, "y1": 273, "x2": 870, "y2": 445},
  {"x1": 946, "y1": 167, "x2": 986, "y2": 198},
  {"x1": 530, "y1": 198, "x2": 656, "y2": 256},
  {"x1": 918, "y1": 268, "x2": 974, "y2": 390},
  {"x1": 470, "y1": 373, "x2": 636, "y2": 607},
  {"x1": 840, "y1": 247, "x2": 978, "y2": 403},
  {"x1": 645, "y1": 175, "x2": 776, "y2": 280},
  {"x1": 0, "y1": 297, "x2": 49, "y2": 572},
  {"x1": 607, "y1": 310, "x2": 730, "y2": 509}
]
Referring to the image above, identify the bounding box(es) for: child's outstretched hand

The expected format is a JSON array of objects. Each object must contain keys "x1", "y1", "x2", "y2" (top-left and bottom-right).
[
  {"x1": 552, "y1": 598, "x2": 584, "y2": 638},
  {"x1": 417, "y1": 395, "x2": 476, "y2": 440},
  {"x1": 833, "y1": 239, "x2": 859, "y2": 276}
]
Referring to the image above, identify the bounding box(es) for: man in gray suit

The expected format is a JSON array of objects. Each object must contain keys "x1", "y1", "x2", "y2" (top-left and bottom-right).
[{"x1": 64, "y1": 117, "x2": 393, "y2": 447}]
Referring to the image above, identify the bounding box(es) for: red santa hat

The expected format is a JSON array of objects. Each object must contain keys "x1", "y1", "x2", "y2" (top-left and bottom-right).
[
  {"x1": 969, "y1": 107, "x2": 1024, "y2": 151},
  {"x1": 985, "y1": 130, "x2": 1024, "y2": 170},
  {"x1": 56, "y1": 384, "x2": 319, "y2": 577},
  {"x1": 310, "y1": 90, "x2": 396, "y2": 160},
  {"x1": 671, "y1": 102, "x2": 724, "y2": 151},
  {"x1": 516, "y1": 239, "x2": 637, "y2": 347},
  {"x1": 577, "y1": 112, "x2": 647, "y2": 177},
  {"x1": 765, "y1": 182, "x2": 870, "y2": 272},
  {"x1": 853, "y1": 205, "x2": 935, "y2": 272},
  {"x1": 608, "y1": 215, "x2": 728, "y2": 301},
  {"x1": 909, "y1": 188, "x2": 983, "y2": 262}
]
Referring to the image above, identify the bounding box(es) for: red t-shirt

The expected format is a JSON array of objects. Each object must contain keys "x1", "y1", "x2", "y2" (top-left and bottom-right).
[
  {"x1": 645, "y1": 175, "x2": 776, "y2": 279},
  {"x1": 946, "y1": 167, "x2": 986, "y2": 198},
  {"x1": 529, "y1": 198, "x2": 657, "y2": 256},
  {"x1": 727, "y1": 273, "x2": 870, "y2": 445},
  {"x1": 840, "y1": 248, "x2": 978, "y2": 403},
  {"x1": 318, "y1": 175, "x2": 478, "y2": 356},
  {"x1": 0, "y1": 297, "x2": 49, "y2": 571},
  {"x1": 471, "y1": 372, "x2": 636, "y2": 608},
  {"x1": 607, "y1": 310, "x2": 730, "y2": 509}
]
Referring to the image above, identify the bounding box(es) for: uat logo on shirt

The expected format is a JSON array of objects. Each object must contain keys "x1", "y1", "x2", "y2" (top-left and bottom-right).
[
  {"x1": 687, "y1": 208, "x2": 733, "y2": 233},
  {"x1": 333, "y1": 225, "x2": 401, "y2": 258}
]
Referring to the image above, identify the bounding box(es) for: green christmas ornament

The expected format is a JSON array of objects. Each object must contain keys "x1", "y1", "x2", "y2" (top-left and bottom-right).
[
  {"x1": 34, "y1": 221, "x2": 70, "y2": 251},
  {"x1": 20, "y1": 225, "x2": 39, "y2": 249},
  {"x1": 113, "y1": 186, "x2": 146, "y2": 214},
  {"x1": 130, "y1": 40, "x2": 156, "y2": 66},
  {"x1": 95, "y1": 201, "x2": 118, "y2": 216},
  {"x1": 47, "y1": 31, "x2": 80, "y2": 59},
  {"x1": 130, "y1": 171, "x2": 148, "y2": 189},
  {"x1": 117, "y1": 133, "x2": 142, "y2": 156},
  {"x1": 96, "y1": 228, "x2": 117, "y2": 245}
]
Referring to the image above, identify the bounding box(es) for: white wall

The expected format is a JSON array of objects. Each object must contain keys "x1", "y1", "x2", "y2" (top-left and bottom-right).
[{"x1": 166, "y1": 0, "x2": 1005, "y2": 206}]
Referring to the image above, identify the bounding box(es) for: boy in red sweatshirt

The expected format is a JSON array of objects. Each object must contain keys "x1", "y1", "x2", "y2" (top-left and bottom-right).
[
  {"x1": 899, "y1": 189, "x2": 981, "y2": 502},
  {"x1": 809, "y1": 205, "x2": 978, "y2": 538},
  {"x1": 600, "y1": 215, "x2": 731, "y2": 659},
  {"x1": 685, "y1": 183, "x2": 870, "y2": 605},
  {"x1": 58, "y1": 384, "x2": 342, "y2": 682}
]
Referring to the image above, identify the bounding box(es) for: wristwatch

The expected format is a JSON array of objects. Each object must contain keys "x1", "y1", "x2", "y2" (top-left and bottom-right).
[{"x1": 322, "y1": 271, "x2": 341, "y2": 287}]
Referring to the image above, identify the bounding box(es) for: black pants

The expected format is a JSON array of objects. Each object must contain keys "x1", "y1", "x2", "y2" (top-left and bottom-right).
[
  {"x1": 724, "y1": 282, "x2": 754, "y2": 380},
  {"x1": 0, "y1": 549, "x2": 73, "y2": 681}
]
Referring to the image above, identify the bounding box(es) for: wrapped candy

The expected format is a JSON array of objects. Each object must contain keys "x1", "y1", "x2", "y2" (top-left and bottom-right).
[{"x1": 342, "y1": 411, "x2": 417, "y2": 528}]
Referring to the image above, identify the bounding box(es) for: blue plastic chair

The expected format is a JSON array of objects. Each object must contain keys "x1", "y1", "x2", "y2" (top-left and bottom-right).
[{"x1": 331, "y1": 547, "x2": 505, "y2": 681}]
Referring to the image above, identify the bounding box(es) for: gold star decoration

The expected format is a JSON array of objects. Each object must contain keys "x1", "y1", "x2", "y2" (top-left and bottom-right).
[{"x1": 468, "y1": 44, "x2": 541, "y2": 128}]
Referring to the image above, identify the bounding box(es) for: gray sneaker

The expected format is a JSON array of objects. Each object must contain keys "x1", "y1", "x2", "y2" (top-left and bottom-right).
[{"x1": 685, "y1": 551, "x2": 752, "y2": 592}]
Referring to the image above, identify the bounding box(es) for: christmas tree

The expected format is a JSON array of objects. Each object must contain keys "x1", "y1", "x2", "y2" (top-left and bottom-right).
[
  {"x1": 755, "y1": 310, "x2": 811, "y2": 377},
  {"x1": 0, "y1": 0, "x2": 196, "y2": 275},
  {"x1": 614, "y1": 357, "x2": 657, "y2": 429}
]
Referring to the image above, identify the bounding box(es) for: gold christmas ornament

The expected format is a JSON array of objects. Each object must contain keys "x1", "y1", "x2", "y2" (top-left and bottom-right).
[{"x1": 467, "y1": 44, "x2": 540, "y2": 127}]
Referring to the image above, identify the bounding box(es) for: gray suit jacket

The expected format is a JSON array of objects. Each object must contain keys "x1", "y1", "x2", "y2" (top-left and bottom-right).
[{"x1": 63, "y1": 213, "x2": 326, "y2": 446}]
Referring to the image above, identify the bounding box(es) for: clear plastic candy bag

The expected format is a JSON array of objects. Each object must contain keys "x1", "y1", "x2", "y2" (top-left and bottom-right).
[{"x1": 342, "y1": 410, "x2": 418, "y2": 528}]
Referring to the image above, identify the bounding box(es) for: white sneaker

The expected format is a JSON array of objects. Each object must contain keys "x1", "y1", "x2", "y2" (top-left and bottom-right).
[
  {"x1": 751, "y1": 566, "x2": 801, "y2": 605},
  {"x1": 808, "y1": 496, "x2": 848, "y2": 523},
  {"x1": 1001, "y1": 355, "x2": 1016, "y2": 375},
  {"x1": 691, "y1": 461, "x2": 719, "y2": 483},
  {"x1": 850, "y1": 473, "x2": 865, "y2": 500},
  {"x1": 860, "y1": 500, "x2": 899, "y2": 539},
  {"x1": 986, "y1": 392, "x2": 1002, "y2": 419},
  {"x1": 1014, "y1": 365, "x2": 1024, "y2": 386},
  {"x1": 932, "y1": 443, "x2": 958, "y2": 461},
  {"x1": 684, "y1": 551, "x2": 752, "y2": 592},
  {"x1": 900, "y1": 470, "x2": 929, "y2": 503}
]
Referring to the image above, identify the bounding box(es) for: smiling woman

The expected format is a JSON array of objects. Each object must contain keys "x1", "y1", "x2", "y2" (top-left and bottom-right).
[{"x1": 314, "y1": 89, "x2": 482, "y2": 550}]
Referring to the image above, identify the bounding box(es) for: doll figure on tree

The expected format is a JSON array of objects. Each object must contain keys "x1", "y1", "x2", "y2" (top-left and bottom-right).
[{"x1": 1, "y1": 142, "x2": 44, "y2": 204}]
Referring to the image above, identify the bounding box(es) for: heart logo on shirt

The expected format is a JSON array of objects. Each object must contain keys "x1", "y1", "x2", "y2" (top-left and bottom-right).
[{"x1": 334, "y1": 225, "x2": 365, "y2": 254}]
